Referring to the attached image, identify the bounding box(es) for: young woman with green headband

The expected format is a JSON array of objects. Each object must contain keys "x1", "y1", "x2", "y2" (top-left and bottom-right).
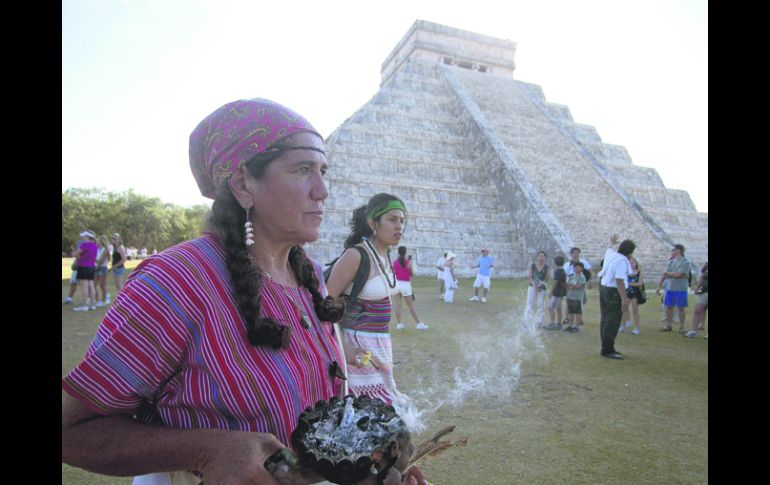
[{"x1": 325, "y1": 193, "x2": 411, "y2": 407}]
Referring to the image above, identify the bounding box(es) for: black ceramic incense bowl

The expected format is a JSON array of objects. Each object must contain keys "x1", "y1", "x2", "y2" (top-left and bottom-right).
[{"x1": 267, "y1": 394, "x2": 410, "y2": 484}]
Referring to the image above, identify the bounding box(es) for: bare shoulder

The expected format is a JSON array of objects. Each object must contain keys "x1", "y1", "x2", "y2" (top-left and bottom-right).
[
  {"x1": 325, "y1": 246, "x2": 364, "y2": 297},
  {"x1": 339, "y1": 245, "x2": 364, "y2": 265}
]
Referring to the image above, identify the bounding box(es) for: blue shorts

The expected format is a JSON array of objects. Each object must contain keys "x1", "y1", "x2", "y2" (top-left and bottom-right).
[
  {"x1": 664, "y1": 290, "x2": 688, "y2": 308},
  {"x1": 112, "y1": 266, "x2": 126, "y2": 276},
  {"x1": 96, "y1": 265, "x2": 109, "y2": 276}
]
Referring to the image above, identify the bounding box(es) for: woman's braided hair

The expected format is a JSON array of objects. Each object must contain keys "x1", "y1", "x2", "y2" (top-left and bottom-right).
[{"x1": 207, "y1": 138, "x2": 344, "y2": 349}]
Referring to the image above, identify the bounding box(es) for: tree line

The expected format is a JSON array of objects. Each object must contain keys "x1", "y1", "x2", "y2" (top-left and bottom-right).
[{"x1": 62, "y1": 188, "x2": 210, "y2": 255}]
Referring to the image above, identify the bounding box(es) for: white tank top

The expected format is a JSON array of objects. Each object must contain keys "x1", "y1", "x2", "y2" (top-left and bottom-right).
[{"x1": 343, "y1": 243, "x2": 399, "y2": 300}]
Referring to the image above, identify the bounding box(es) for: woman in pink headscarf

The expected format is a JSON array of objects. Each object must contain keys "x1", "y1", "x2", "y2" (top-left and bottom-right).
[{"x1": 61, "y1": 99, "x2": 418, "y2": 485}]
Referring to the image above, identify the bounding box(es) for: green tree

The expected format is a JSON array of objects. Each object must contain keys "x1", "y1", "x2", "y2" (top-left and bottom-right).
[{"x1": 62, "y1": 188, "x2": 211, "y2": 254}]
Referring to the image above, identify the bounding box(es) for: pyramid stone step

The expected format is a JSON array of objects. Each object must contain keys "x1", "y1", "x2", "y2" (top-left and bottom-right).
[{"x1": 542, "y1": 102, "x2": 574, "y2": 122}]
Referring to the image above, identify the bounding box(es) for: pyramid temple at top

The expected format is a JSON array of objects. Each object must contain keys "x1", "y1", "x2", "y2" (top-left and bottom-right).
[{"x1": 306, "y1": 20, "x2": 708, "y2": 277}]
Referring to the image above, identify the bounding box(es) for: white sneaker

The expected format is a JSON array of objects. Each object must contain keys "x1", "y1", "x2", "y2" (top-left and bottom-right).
[
  {"x1": 416, "y1": 322, "x2": 429, "y2": 330},
  {"x1": 73, "y1": 306, "x2": 90, "y2": 312},
  {"x1": 481, "y1": 297, "x2": 487, "y2": 303},
  {"x1": 105, "y1": 293, "x2": 111, "y2": 304},
  {"x1": 684, "y1": 330, "x2": 697, "y2": 338},
  {"x1": 469, "y1": 296, "x2": 479, "y2": 302},
  {"x1": 631, "y1": 328, "x2": 640, "y2": 335},
  {"x1": 704, "y1": 334, "x2": 708, "y2": 340},
  {"x1": 396, "y1": 322, "x2": 405, "y2": 330},
  {"x1": 62, "y1": 296, "x2": 73, "y2": 305},
  {"x1": 95, "y1": 301, "x2": 105, "y2": 308}
]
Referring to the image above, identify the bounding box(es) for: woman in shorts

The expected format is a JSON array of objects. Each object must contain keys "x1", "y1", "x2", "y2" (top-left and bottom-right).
[
  {"x1": 94, "y1": 235, "x2": 111, "y2": 307},
  {"x1": 110, "y1": 233, "x2": 128, "y2": 293},
  {"x1": 392, "y1": 245, "x2": 428, "y2": 330},
  {"x1": 72, "y1": 230, "x2": 98, "y2": 311}
]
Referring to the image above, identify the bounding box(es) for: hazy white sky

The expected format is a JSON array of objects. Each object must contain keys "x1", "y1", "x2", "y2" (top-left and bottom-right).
[{"x1": 62, "y1": 0, "x2": 707, "y2": 212}]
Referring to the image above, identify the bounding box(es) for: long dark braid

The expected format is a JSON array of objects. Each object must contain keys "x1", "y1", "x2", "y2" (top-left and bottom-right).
[
  {"x1": 210, "y1": 183, "x2": 290, "y2": 349},
  {"x1": 288, "y1": 246, "x2": 345, "y2": 323}
]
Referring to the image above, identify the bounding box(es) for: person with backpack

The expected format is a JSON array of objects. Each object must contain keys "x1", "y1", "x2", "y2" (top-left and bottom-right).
[{"x1": 325, "y1": 193, "x2": 410, "y2": 406}]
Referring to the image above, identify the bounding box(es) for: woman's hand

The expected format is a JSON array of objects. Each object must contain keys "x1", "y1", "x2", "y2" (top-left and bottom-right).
[
  {"x1": 201, "y1": 431, "x2": 287, "y2": 484},
  {"x1": 353, "y1": 435, "x2": 416, "y2": 485}
]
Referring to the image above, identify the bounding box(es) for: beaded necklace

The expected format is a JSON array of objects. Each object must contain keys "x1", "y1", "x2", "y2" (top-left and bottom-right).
[
  {"x1": 363, "y1": 238, "x2": 396, "y2": 288},
  {"x1": 261, "y1": 270, "x2": 346, "y2": 382}
]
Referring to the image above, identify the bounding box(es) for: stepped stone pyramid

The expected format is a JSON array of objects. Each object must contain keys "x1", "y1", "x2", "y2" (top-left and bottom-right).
[{"x1": 306, "y1": 20, "x2": 708, "y2": 277}]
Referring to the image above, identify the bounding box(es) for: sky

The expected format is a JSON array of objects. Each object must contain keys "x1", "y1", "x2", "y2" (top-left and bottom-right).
[{"x1": 62, "y1": 0, "x2": 707, "y2": 212}]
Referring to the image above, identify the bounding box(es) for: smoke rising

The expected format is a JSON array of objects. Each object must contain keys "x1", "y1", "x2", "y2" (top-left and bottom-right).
[{"x1": 395, "y1": 305, "x2": 548, "y2": 434}]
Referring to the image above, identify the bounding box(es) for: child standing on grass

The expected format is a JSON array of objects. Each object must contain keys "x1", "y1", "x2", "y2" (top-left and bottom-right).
[
  {"x1": 546, "y1": 256, "x2": 567, "y2": 330},
  {"x1": 565, "y1": 262, "x2": 587, "y2": 333}
]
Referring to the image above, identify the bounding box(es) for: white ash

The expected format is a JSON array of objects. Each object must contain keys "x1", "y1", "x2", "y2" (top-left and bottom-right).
[{"x1": 299, "y1": 397, "x2": 406, "y2": 463}]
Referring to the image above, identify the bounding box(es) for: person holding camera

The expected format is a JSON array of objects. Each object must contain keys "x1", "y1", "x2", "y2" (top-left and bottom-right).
[{"x1": 524, "y1": 250, "x2": 549, "y2": 328}]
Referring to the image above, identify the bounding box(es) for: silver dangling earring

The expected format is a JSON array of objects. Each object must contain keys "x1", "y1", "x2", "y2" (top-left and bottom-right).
[{"x1": 245, "y1": 208, "x2": 255, "y2": 247}]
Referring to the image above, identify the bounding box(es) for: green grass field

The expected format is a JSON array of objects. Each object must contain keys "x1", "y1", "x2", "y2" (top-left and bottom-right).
[{"x1": 62, "y1": 266, "x2": 707, "y2": 484}]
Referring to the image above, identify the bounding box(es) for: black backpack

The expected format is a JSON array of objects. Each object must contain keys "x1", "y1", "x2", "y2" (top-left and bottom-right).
[{"x1": 323, "y1": 246, "x2": 370, "y2": 303}]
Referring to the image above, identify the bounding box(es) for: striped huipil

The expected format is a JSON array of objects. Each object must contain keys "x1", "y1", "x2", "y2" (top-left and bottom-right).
[{"x1": 62, "y1": 233, "x2": 343, "y2": 453}]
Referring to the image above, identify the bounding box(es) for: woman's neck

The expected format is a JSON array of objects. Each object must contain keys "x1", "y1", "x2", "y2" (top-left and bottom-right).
[
  {"x1": 368, "y1": 237, "x2": 389, "y2": 257},
  {"x1": 247, "y1": 233, "x2": 295, "y2": 286}
]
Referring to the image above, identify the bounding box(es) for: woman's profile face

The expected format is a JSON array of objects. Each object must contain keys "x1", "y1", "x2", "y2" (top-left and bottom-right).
[
  {"x1": 247, "y1": 132, "x2": 329, "y2": 245},
  {"x1": 371, "y1": 208, "x2": 405, "y2": 248}
]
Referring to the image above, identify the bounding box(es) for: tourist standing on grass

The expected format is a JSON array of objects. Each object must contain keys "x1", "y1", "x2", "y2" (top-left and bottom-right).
[
  {"x1": 524, "y1": 251, "x2": 549, "y2": 328},
  {"x1": 110, "y1": 233, "x2": 128, "y2": 293},
  {"x1": 545, "y1": 255, "x2": 567, "y2": 330},
  {"x1": 63, "y1": 239, "x2": 82, "y2": 305},
  {"x1": 655, "y1": 244, "x2": 691, "y2": 334},
  {"x1": 94, "y1": 235, "x2": 111, "y2": 307},
  {"x1": 436, "y1": 251, "x2": 447, "y2": 299},
  {"x1": 392, "y1": 245, "x2": 428, "y2": 330},
  {"x1": 62, "y1": 99, "x2": 420, "y2": 485},
  {"x1": 72, "y1": 230, "x2": 98, "y2": 312},
  {"x1": 442, "y1": 251, "x2": 458, "y2": 303},
  {"x1": 599, "y1": 239, "x2": 635, "y2": 360},
  {"x1": 469, "y1": 247, "x2": 494, "y2": 303},
  {"x1": 685, "y1": 261, "x2": 708, "y2": 339},
  {"x1": 325, "y1": 193, "x2": 414, "y2": 405},
  {"x1": 563, "y1": 246, "x2": 592, "y2": 322},
  {"x1": 620, "y1": 256, "x2": 645, "y2": 335},
  {"x1": 564, "y1": 262, "x2": 587, "y2": 332}
]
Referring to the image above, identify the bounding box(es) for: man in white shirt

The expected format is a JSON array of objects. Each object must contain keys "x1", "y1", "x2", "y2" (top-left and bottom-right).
[
  {"x1": 564, "y1": 247, "x2": 592, "y2": 279},
  {"x1": 599, "y1": 238, "x2": 635, "y2": 360}
]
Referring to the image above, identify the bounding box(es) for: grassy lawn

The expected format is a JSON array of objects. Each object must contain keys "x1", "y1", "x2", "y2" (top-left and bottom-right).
[{"x1": 62, "y1": 269, "x2": 707, "y2": 484}]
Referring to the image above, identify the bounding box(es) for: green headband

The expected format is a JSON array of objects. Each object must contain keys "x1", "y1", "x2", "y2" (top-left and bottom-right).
[{"x1": 367, "y1": 200, "x2": 406, "y2": 220}]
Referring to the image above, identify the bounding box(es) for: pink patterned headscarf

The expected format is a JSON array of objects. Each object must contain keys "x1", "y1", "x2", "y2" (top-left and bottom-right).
[{"x1": 189, "y1": 98, "x2": 322, "y2": 199}]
